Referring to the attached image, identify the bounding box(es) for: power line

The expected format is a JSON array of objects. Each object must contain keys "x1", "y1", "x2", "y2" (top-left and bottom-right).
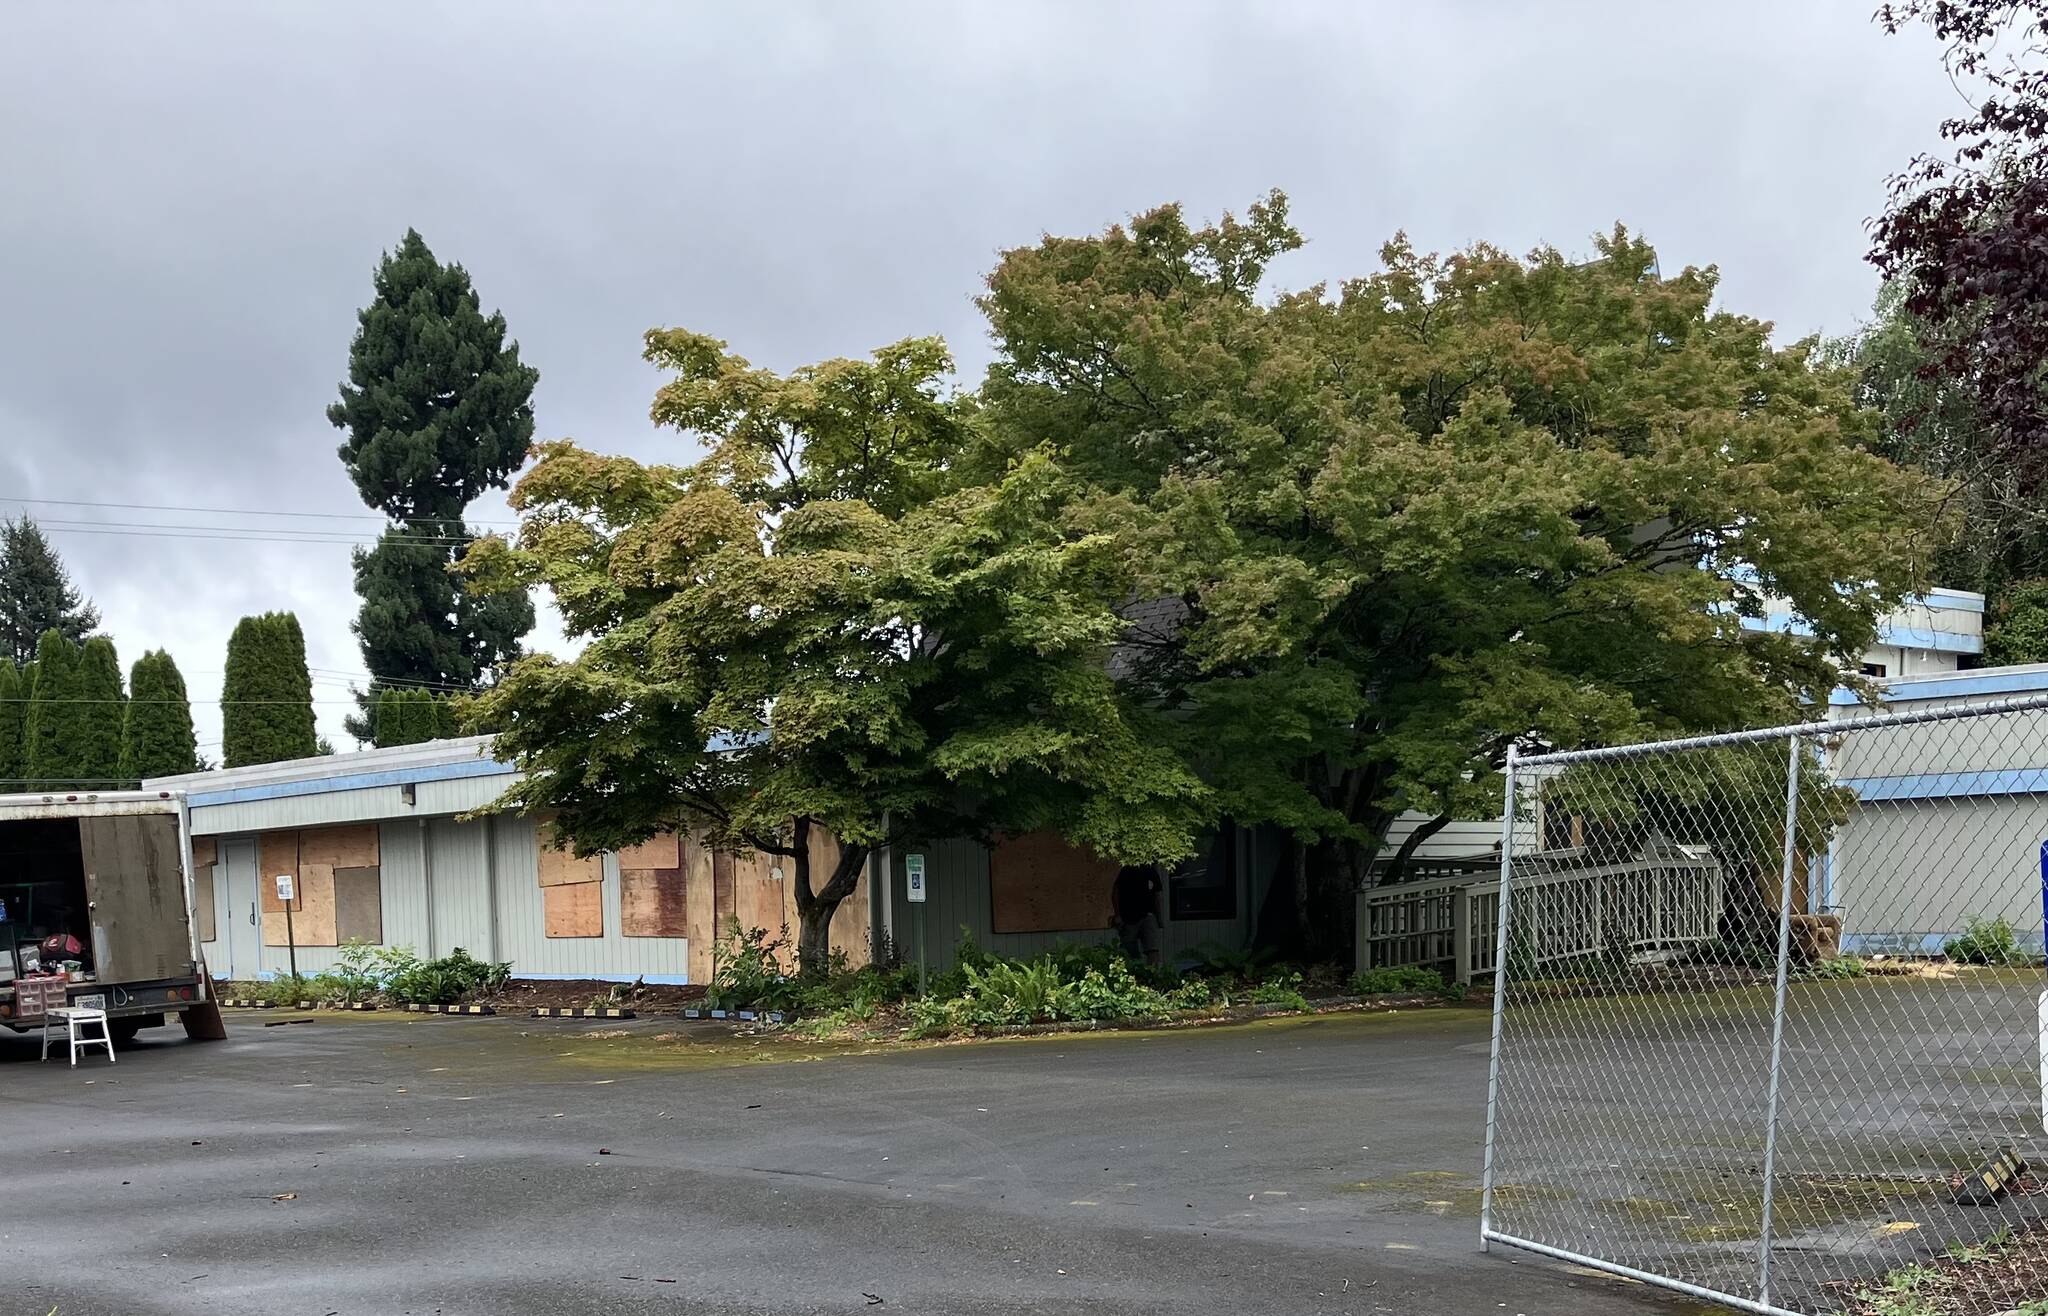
[
  {"x1": 36, "y1": 516, "x2": 478, "y2": 542},
  {"x1": 4, "y1": 495, "x2": 516, "y2": 529},
  {"x1": 29, "y1": 523, "x2": 483, "y2": 548},
  {"x1": 0, "y1": 697, "x2": 374, "y2": 706},
  {"x1": 307, "y1": 668, "x2": 483, "y2": 693}
]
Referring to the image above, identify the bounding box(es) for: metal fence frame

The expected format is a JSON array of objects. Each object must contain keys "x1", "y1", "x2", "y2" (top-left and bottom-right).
[{"x1": 1477, "y1": 692, "x2": 2048, "y2": 1316}]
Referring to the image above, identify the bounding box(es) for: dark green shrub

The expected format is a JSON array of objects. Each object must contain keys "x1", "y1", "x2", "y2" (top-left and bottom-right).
[
  {"x1": 1347, "y1": 966, "x2": 1449, "y2": 996},
  {"x1": 706, "y1": 920, "x2": 793, "y2": 1010},
  {"x1": 1183, "y1": 941, "x2": 1277, "y2": 979},
  {"x1": 1945, "y1": 918, "x2": 2024, "y2": 966},
  {"x1": 1245, "y1": 973, "x2": 1309, "y2": 1010},
  {"x1": 386, "y1": 947, "x2": 511, "y2": 1005}
]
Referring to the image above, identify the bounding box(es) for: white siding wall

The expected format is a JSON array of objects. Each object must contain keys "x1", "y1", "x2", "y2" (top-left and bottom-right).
[
  {"x1": 186, "y1": 774, "x2": 512, "y2": 837},
  {"x1": 486, "y1": 814, "x2": 689, "y2": 981},
  {"x1": 1382, "y1": 811, "x2": 1506, "y2": 860},
  {"x1": 1829, "y1": 797, "x2": 2046, "y2": 953},
  {"x1": 226, "y1": 811, "x2": 690, "y2": 983},
  {"x1": 1825, "y1": 684, "x2": 2048, "y2": 950}
]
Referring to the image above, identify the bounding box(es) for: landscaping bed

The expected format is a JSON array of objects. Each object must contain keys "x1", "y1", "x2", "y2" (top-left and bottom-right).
[
  {"x1": 1839, "y1": 1225, "x2": 2047, "y2": 1316},
  {"x1": 474, "y1": 977, "x2": 704, "y2": 1013},
  {"x1": 699, "y1": 921, "x2": 1471, "y2": 1042}
]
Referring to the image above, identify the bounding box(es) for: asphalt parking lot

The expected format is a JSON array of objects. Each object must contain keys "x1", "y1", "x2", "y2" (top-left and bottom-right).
[{"x1": 0, "y1": 1007, "x2": 1696, "y2": 1316}]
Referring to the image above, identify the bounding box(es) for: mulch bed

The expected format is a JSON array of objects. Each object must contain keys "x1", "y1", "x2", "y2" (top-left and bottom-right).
[
  {"x1": 214, "y1": 978, "x2": 706, "y2": 1014},
  {"x1": 1837, "y1": 1224, "x2": 2048, "y2": 1315},
  {"x1": 473, "y1": 978, "x2": 705, "y2": 1013}
]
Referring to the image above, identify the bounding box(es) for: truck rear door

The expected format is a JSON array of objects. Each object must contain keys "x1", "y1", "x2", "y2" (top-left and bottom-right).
[{"x1": 78, "y1": 813, "x2": 194, "y2": 983}]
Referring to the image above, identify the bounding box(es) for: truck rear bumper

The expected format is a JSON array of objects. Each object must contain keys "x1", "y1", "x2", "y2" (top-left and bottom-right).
[{"x1": 0, "y1": 978, "x2": 203, "y2": 1031}]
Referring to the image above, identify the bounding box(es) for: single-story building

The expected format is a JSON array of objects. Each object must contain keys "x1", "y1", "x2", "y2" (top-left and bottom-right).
[
  {"x1": 147, "y1": 741, "x2": 1285, "y2": 983},
  {"x1": 1822, "y1": 663, "x2": 2048, "y2": 957}
]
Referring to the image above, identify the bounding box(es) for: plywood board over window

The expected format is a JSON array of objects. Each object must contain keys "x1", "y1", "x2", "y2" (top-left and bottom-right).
[
  {"x1": 616, "y1": 830, "x2": 681, "y2": 870},
  {"x1": 543, "y1": 879, "x2": 603, "y2": 937},
  {"x1": 293, "y1": 861, "x2": 339, "y2": 946},
  {"x1": 299, "y1": 823, "x2": 378, "y2": 871},
  {"x1": 258, "y1": 832, "x2": 300, "y2": 915},
  {"x1": 621, "y1": 868, "x2": 687, "y2": 937},
  {"x1": 988, "y1": 831, "x2": 1120, "y2": 935},
  {"x1": 536, "y1": 819, "x2": 604, "y2": 888},
  {"x1": 191, "y1": 838, "x2": 217, "y2": 869},
  {"x1": 333, "y1": 866, "x2": 383, "y2": 944},
  {"x1": 193, "y1": 862, "x2": 217, "y2": 943}
]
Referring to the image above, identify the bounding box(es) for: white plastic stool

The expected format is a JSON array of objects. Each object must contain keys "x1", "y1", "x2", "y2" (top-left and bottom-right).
[{"x1": 41, "y1": 1006, "x2": 116, "y2": 1066}]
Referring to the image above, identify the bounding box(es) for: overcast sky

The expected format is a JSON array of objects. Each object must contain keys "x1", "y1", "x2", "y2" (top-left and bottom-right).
[{"x1": 0, "y1": 2, "x2": 1955, "y2": 762}]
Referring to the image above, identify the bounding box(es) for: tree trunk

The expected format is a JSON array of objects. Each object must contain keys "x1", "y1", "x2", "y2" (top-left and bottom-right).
[
  {"x1": 1377, "y1": 812, "x2": 1452, "y2": 887},
  {"x1": 785, "y1": 817, "x2": 872, "y2": 979},
  {"x1": 1290, "y1": 838, "x2": 1311, "y2": 951}
]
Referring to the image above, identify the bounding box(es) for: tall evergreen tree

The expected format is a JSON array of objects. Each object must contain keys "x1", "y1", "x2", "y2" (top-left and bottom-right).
[
  {"x1": 75, "y1": 636, "x2": 125, "y2": 785},
  {"x1": 0, "y1": 661, "x2": 22, "y2": 783},
  {"x1": 221, "y1": 612, "x2": 318, "y2": 767},
  {"x1": 24, "y1": 629, "x2": 85, "y2": 784},
  {"x1": 374, "y1": 687, "x2": 419, "y2": 747},
  {"x1": 372, "y1": 687, "x2": 461, "y2": 748},
  {"x1": 0, "y1": 518, "x2": 99, "y2": 666},
  {"x1": 121, "y1": 649, "x2": 200, "y2": 781},
  {"x1": 328, "y1": 229, "x2": 538, "y2": 742}
]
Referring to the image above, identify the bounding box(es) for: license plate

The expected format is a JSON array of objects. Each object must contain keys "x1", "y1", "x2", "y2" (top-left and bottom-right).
[{"x1": 73, "y1": 993, "x2": 105, "y2": 1011}]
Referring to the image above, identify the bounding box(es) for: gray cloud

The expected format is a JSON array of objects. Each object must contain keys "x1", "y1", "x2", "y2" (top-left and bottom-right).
[{"x1": 0, "y1": 0, "x2": 1954, "y2": 755}]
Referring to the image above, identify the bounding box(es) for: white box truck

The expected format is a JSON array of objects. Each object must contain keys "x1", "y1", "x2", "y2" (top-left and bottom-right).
[{"x1": 0, "y1": 789, "x2": 209, "y2": 1045}]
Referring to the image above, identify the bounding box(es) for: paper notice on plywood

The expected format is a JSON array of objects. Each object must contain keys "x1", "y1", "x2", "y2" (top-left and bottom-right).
[
  {"x1": 259, "y1": 832, "x2": 300, "y2": 913},
  {"x1": 543, "y1": 879, "x2": 604, "y2": 937}
]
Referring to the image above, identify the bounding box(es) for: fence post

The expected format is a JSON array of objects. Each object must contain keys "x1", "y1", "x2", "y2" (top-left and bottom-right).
[
  {"x1": 1757, "y1": 733, "x2": 1802, "y2": 1307},
  {"x1": 1454, "y1": 886, "x2": 1474, "y2": 985},
  {"x1": 1479, "y1": 744, "x2": 1518, "y2": 1252}
]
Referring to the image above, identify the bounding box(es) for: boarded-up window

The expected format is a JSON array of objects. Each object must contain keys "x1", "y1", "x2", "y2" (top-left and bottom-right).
[
  {"x1": 194, "y1": 864, "x2": 217, "y2": 943},
  {"x1": 257, "y1": 828, "x2": 374, "y2": 947},
  {"x1": 299, "y1": 823, "x2": 378, "y2": 870},
  {"x1": 543, "y1": 879, "x2": 603, "y2": 937},
  {"x1": 988, "y1": 831, "x2": 1120, "y2": 934},
  {"x1": 621, "y1": 868, "x2": 686, "y2": 937},
  {"x1": 537, "y1": 819, "x2": 604, "y2": 887},
  {"x1": 334, "y1": 866, "x2": 383, "y2": 944},
  {"x1": 259, "y1": 831, "x2": 298, "y2": 948},
  {"x1": 616, "y1": 831, "x2": 681, "y2": 870},
  {"x1": 536, "y1": 816, "x2": 604, "y2": 937}
]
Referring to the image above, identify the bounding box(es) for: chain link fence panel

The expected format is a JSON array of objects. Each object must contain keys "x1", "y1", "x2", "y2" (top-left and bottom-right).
[{"x1": 1479, "y1": 698, "x2": 2048, "y2": 1314}]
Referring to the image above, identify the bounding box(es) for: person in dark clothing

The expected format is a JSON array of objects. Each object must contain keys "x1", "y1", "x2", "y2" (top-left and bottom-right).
[{"x1": 1110, "y1": 864, "x2": 1163, "y2": 967}]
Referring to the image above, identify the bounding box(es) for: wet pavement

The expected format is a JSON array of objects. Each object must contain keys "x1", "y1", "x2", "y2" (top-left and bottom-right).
[{"x1": 0, "y1": 1007, "x2": 1700, "y2": 1316}]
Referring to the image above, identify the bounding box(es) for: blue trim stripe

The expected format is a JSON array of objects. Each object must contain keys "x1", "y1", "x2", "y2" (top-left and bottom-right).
[
  {"x1": 1843, "y1": 931, "x2": 2047, "y2": 956},
  {"x1": 1740, "y1": 612, "x2": 1982, "y2": 654},
  {"x1": 1877, "y1": 625, "x2": 1981, "y2": 654},
  {"x1": 1830, "y1": 667, "x2": 2048, "y2": 706},
  {"x1": 255, "y1": 969, "x2": 689, "y2": 986},
  {"x1": 1926, "y1": 588, "x2": 1987, "y2": 615},
  {"x1": 1842, "y1": 768, "x2": 2048, "y2": 802},
  {"x1": 188, "y1": 757, "x2": 514, "y2": 808}
]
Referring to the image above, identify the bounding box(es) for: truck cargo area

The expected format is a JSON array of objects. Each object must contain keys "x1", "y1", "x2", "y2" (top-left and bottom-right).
[
  {"x1": 0, "y1": 798, "x2": 203, "y2": 1037},
  {"x1": 0, "y1": 817, "x2": 94, "y2": 979}
]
